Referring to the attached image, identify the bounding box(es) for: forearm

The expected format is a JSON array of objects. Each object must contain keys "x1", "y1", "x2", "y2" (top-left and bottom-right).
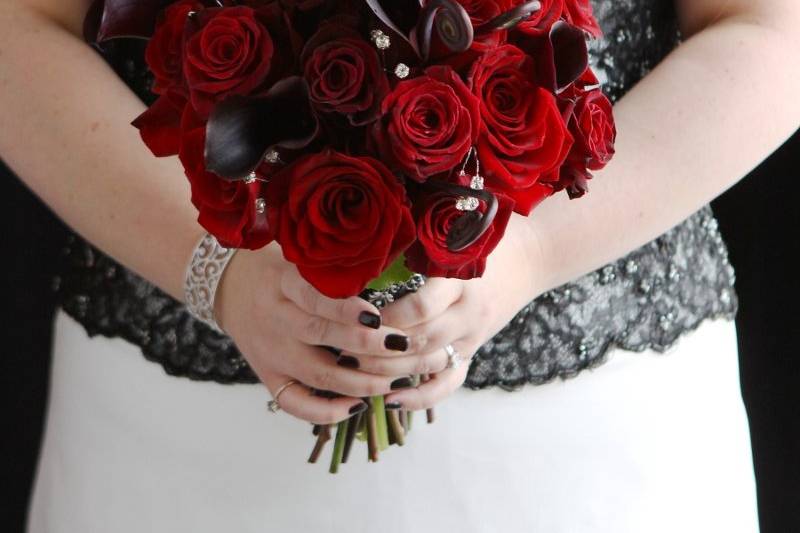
[
  {"x1": 523, "y1": 12, "x2": 800, "y2": 296},
  {"x1": 0, "y1": 4, "x2": 202, "y2": 300}
]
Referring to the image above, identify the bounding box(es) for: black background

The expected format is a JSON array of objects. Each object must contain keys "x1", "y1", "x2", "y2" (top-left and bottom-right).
[{"x1": 1, "y1": 130, "x2": 798, "y2": 531}]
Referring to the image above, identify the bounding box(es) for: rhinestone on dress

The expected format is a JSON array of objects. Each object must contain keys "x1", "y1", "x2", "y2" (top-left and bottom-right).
[
  {"x1": 264, "y1": 149, "x2": 280, "y2": 164},
  {"x1": 394, "y1": 63, "x2": 410, "y2": 79},
  {"x1": 244, "y1": 172, "x2": 257, "y2": 184},
  {"x1": 370, "y1": 29, "x2": 391, "y2": 50},
  {"x1": 255, "y1": 198, "x2": 266, "y2": 214},
  {"x1": 456, "y1": 196, "x2": 480, "y2": 211}
]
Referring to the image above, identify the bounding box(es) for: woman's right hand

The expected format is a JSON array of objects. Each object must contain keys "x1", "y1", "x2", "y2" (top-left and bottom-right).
[{"x1": 214, "y1": 243, "x2": 416, "y2": 425}]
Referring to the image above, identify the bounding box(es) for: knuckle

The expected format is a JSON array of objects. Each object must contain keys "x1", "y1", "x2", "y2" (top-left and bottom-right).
[
  {"x1": 411, "y1": 295, "x2": 434, "y2": 320},
  {"x1": 413, "y1": 355, "x2": 434, "y2": 375},
  {"x1": 352, "y1": 329, "x2": 373, "y2": 351},
  {"x1": 363, "y1": 378, "x2": 386, "y2": 397},
  {"x1": 311, "y1": 366, "x2": 335, "y2": 391},
  {"x1": 303, "y1": 316, "x2": 329, "y2": 343},
  {"x1": 298, "y1": 283, "x2": 320, "y2": 313}
]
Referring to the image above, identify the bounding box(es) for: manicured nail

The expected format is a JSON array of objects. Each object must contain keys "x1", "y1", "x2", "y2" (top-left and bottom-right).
[
  {"x1": 336, "y1": 355, "x2": 360, "y2": 369},
  {"x1": 385, "y1": 401, "x2": 403, "y2": 410},
  {"x1": 384, "y1": 334, "x2": 409, "y2": 351},
  {"x1": 390, "y1": 377, "x2": 413, "y2": 390},
  {"x1": 358, "y1": 311, "x2": 381, "y2": 329},
  {"x1": 349, "y1": 402, "x2": 368, "y2": 415}
]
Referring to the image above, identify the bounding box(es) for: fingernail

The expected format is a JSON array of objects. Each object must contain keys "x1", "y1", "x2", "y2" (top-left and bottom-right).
[
  {"x1": 390, "y1": 377, "x2": 413, "y2": 390},
  {"x1": 358, "y1": 311, "x2": 381, "y2": 329},
  {"x1": 336, "y1": 355, "x2": 360, "y2": 369},
  {"x1": 385, "y1": 401, "x2": 403, "y2": 410},
  {"x1": 384, "y1": 334, "x2": 409, "y2": 352},
  {"x1": 349, "y1": 402, "x2": 368, "y2": 415}
]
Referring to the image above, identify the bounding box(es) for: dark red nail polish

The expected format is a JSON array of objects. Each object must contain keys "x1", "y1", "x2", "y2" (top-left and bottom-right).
[
  {"x1": 390, "y1": 377, "x2": 413, "y2": 390},
  {"x1": 385, "y1": 401, "x2": 403, "y2": 410},
  {"x1": 336, "y1": 355, "x2": 360, "y2": 369},
  {"x1": 358, "y1": 311, "x2": 381, "y2": 329},
  {"x1": 385, "y1": 334, "x2": 408, "y2": 351},
  {"x1": 349, "y1": 402, "x2": 368, "y2": 415}
]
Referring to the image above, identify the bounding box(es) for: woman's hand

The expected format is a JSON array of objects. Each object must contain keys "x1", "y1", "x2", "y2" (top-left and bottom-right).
[
  {"x1": 215, "y1": 243, "x2": 418, "y2": 425},
  {"x1": 360, "y1": 216, "x2": 543, "y2": 411}
]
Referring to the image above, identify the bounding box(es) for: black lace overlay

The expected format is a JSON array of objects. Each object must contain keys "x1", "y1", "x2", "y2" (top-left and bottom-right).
[{"x1": 56, "y1": 0, "x2": 738, "y2": 388}]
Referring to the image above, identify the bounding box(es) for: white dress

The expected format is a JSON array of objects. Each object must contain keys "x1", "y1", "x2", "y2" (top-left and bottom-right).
[{"x1": 27, "y1": 310, "x2": 759, "y2": 533}]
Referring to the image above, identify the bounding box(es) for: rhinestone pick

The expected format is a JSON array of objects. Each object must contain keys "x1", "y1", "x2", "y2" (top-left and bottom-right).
[
  {"x1": 255, "y1": 198, "x2": 266, "y2": 214},
  {"x1": 394, "y1": 63, "x2": 410, "y2": 79},
  {"x1": 455, "y1": 196, "x2": 479, "y2": 211},
  {"x1": 370, "y1": 29, "x2": 391, "y2": 50}
]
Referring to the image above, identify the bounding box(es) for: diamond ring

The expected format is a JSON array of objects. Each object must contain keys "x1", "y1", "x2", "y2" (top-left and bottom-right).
[
  {"x1": 267, "y1": 379, "x2": 301, "y2": 413},
  {"x1": 444, "y1": 344, "x2": 463, "y2": 370}
]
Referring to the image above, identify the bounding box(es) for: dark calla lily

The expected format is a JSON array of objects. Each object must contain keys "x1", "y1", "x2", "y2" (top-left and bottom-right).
[
  {"x1": 84, "y1": 0, "x2": 175, "y2": 43},
  {"x1": 550, "y1": 21, "x2": 589, "y2": 91},
  {"x1": 474, "y1": 1, "x2": 541, "y2": 34},
  {"x1": 366, "y1": 0, "x2": 473, "y2": 62},
  {"x1": 425, "y1": 181, "x2": 499, "y2": 251},
  {"x1": 204, "y1": 77, "x2": 319, "y2": 180},
  {"x1": 415, "y1": 0, "x2": 473, "y2": 61}
]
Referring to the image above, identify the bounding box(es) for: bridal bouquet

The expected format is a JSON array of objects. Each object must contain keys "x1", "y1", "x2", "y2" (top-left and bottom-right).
[{"x1": 85, "y1": 0, "x2": 615, "y2": 472}]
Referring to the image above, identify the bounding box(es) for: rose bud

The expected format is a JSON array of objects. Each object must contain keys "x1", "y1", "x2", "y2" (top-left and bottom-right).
[
  {"x1": 562, "y1": 0, "x2": 602, "y2": 38},
  {"x1": 183, "y1": 6, "x2": 275, "y2": 117},
  {"x1": 372, "y1": 65, "x2": 481, "y2": 182},
  {"x1": 405, "y1": 187, "x2": 515, "y2": 279},
  {"x1": 302, "y1": 23, "x2": 390, "y2": 126},
  {"x1": 145, "y1": 0, "x2": 202, "y2": 95},
  {"x1": 469, "y1": 44, "x2": 572, "y2": 215},
  {"x1": 266, "y1": 150, "x2": 416, "y2": 298},
  {"x1": 179, "y1": 107, "x2": 272, "y2": 249}
]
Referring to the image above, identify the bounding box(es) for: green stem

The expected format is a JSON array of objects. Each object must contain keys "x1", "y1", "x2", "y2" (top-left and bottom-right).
[
  {"x1": 371, "y1": 394, "x2": 390, "y2": 451},
  {"x1": 329, "y1": 419, "x2": 348, "y2": 474}
]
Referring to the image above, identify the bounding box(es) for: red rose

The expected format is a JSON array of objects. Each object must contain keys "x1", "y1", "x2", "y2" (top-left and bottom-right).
[
  {"x1": 267, "y1": 150, "x2": 416, "y2": 298},
  {"x1": 132, "y1": 90, "x2": 188, "y2": 157},
  {"x1": 372, "y1": 66, "x2": 481, "y2": 182},
  {"x1": 469, "y1": 44, "x2": 572, "y2": 214},
  {"x1": 183, "y1": 6, "x2": 275, "y2": 116},
  {"x1": 516, "y1": 0, "x2": 564, "y2": 35},
  {"x1": 558, "y1": 70, "x2": 615, "y2": 197},
  {"x1": 405, "y1": 188, "x2": 514, "y2": 279},
  {"x1": 562, "y1": 0, "x2": 602, "y2": 38},
  {"x1": 179, "y1": 107, "x2": 272, "y2": 249},
  {"x1": 145, "y1": 0, "x2": 201, "y2": 95},
  {"x1": 302, "y1": 24, "x2": 389, "y2": 125}
]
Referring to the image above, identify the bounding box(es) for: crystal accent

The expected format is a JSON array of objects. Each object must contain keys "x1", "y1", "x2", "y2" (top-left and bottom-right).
[
  {"x1": 370, "y1": 29, "x2": 391, "y2": 50},
  {"x1": 470, "y1": 174, "x2": 484, "y2": 190},
  {"x1": 255, "y1": 198, "x2": 266, "y2": 214},
  {"x1": 244, "y1": 172, "x2": 257, "y2": 184},
  {"x1": 456, "y1": 196, "x2": 479, "y2": 211},
  {"x1": 264, "y1": 149, "x2": 280, "y2": 164},
  {"x1": 394, "y1": 63, "x2": 410, "y2": 79}
]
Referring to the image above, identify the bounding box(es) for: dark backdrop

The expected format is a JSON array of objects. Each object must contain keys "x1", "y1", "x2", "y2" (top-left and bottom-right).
[{"x1": 1, "y1": 131, "x2": 798, "y2": 532}]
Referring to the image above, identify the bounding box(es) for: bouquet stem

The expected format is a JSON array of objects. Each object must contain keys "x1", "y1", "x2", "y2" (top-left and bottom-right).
[
  {"x1": 341, "y1": 411, "x2": 362, "y2": 464},
  {"x1": 329, "y1": 419, "x2": 348, "y2": 474},
  {"x1": 366, "y1": 398, "x2": 379, "y2": 462},
  {"x1": 308, "y1": 424, "x2": 331, "y2": 464}
]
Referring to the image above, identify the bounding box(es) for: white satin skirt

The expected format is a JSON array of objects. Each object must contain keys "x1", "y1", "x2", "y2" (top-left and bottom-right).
[{"x1": 27, "y1": 310, "x2": 759, "y2": 533}]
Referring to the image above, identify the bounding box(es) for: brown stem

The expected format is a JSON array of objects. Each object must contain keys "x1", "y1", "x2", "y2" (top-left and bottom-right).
[
  {"x1": 367, "y1": 398, "x2": 380, "y2": 462},
  {"x1": 387, "y1": 410, "x2": 406, "y2": 446},
  {"x1": 341, "y1": 411, "x2": 362, "y2": 464},
  {"x1": 421, "y1": 374, "x2": 436, "y2": 423},
  {"x1": 308, "y1": 424, "x2": 332, "y2": 464},
  {"x1": 399, "y1": 409, "x2": 409, "y2": 433}
]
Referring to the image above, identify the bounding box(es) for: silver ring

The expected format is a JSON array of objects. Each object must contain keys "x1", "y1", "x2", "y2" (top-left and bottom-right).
[
  {"x1": 444, "y1": 344, "x2": 462, "y2": 370},
  {"x1": 267, "y1": 379, "x2": 300, "y2": 413}
]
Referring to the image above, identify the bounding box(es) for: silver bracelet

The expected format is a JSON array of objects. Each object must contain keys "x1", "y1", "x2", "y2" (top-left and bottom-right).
[{"x1": 184, "y1": 233, "x2": 238, "y2": 334}]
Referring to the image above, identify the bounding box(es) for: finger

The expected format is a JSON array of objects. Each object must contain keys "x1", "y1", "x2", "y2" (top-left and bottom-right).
[
  {"x1": 261, "y1": 369, "x2": 368, "y2": 425},
  {"x1": 280, "y1": 300, "x2": 414, "y2": 356},
  {"x1": 380, "y1": 277, "x2": 463, "y2": 329},
  {"x1": 401, "y1": 298, "x2": 475, "y2": 355},
  {"x1": 281, "y1": 268, "x2": 383, "y2": 329},
  {"x1": 338, "y1": 345, "x2": 450, "y2": 377},
  {"x1": 276, "y1": 342, "x2": 417, "y2": 398},
  {"x1": 382, "y1": 351, "x2": 472, "y2": 412}
]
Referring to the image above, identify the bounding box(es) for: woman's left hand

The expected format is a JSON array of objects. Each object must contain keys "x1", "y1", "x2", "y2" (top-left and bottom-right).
[{"x1": 344, "y1": 216, "x2": 544, "y2": 411}]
